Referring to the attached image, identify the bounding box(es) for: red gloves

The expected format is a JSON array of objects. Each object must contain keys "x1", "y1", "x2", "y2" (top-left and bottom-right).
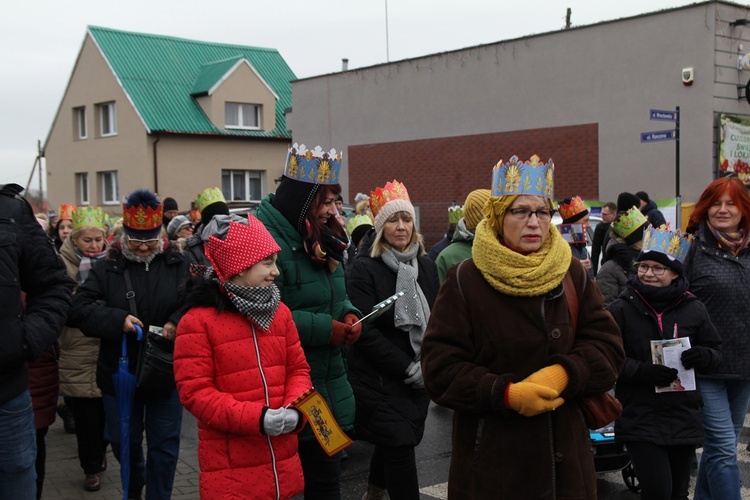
[
  {"x1": 342, "y1": 313, "x2": 361, "y2": 346},
  {"x1": 330, "y1": 320, "x2": 349, "y2": 347}
]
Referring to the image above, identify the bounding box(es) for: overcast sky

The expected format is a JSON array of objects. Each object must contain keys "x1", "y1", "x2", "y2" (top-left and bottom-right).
[{"x1": 0, "y1": 0, "x2": 732, "y2": 193}]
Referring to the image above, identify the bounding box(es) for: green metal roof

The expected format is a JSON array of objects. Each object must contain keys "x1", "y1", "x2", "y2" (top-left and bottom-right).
[{"x1": 89, "y1": 26, "x2": 294, "y2": 138}]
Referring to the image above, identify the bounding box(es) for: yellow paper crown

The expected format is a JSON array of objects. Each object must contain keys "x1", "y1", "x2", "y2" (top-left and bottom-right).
[
  {"x1": 492, "y1": 154, "x2": 554, "y2": 198},
  {"x1": 345, "y1": 214, "x2": 374, "y2": 236},
  {"x1": 72, "y1": 206, "x2": 106, "y2": 230},
  {"x1": 195, "y1": 187, "x2": 226, "y2": 213},
  {"x1": 558, "y1": 196, "x2": 588, "y2": 221},
  {"x1": 612, "y1": 206, "x2": 648, "y2": 239},
  {"x1": 59, "y1": 204, "x2": 76, "y2": 221},
  {"x1": 369, "y1": 180, "x2": 411, "y2": 218}
]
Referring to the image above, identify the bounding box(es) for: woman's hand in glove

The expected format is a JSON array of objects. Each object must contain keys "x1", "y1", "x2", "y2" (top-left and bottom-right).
[
  {"x1": 681, "y1": 347, "x2": 717, "y2": 372},
  {"x1": 636, "y1": 363, "x2": 678, "y2": 387},
  {"x1": 505, "y1": 382, "x2": 564, "y2": 417},
  {"x1": 330, "y1": 320, "x2": 351, "y2": 347},
  {"x1": 342, "y1": 313, "x2": 361, "y2": 346},
  {"x1": 281, "y1": 409, "x2": 300, "y2": 434},
  {"x1": 405, "y1": 361, "x2": 425, "y2": 389},
  {"x1": 262, "y1": 408, "x2": 286, "y2": 436},
  {"x1": 521, "y1": 364, "x2": 569, "y2": 394}
]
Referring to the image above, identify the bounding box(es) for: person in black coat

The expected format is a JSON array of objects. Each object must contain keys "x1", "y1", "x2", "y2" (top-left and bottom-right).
[
  {"x1": 70, "y1": 189, "x2": 190, "y2": 500},
  {"x1": 346, "y1": 181, "x2": 439, "y2": 500},
  {"x1": 636, "y1": 191, "x2": 667, "y2": 228},
  {"x1": 608, "y1": 225, "x2": 722, "y2": 500},
  {"x1": 0, "y1": 184, "x2": 74, "y2": 500}
]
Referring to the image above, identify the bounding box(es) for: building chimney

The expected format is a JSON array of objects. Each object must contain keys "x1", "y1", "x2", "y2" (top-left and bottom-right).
[{"x1": 342, "y1": 58, "x2": 349, "y2": 71}]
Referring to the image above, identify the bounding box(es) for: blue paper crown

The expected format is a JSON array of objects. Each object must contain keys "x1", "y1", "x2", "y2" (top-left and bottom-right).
[
  {"x1": 492, "y1": 154, "x2": 554, "y2": 198},
  {"x1": 641, "y1": 224, "x2": 693, "y2": 263},
  {"x1": 284, "y1": 143, "x2": 342, "y2": 185}
]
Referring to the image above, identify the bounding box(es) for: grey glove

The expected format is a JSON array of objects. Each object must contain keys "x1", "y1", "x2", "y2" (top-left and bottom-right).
[
  {"x1": 281, "y1": 409, "x2": 300, "y2": 434},
  {"x1": 263, "y1": 408, "x2": 286, "y2": 436},
  {"x1": 405, "y1": 361, "x2": 424, "y2": 389}
]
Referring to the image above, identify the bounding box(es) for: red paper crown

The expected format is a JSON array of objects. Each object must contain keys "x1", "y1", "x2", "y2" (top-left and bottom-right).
[
  {"x1": 122, "y1": 204, "x2": 163, "y2": 233},
  {"x1": 558, "y1": 196, "x2": 587, "y2": 221},
  {"x1": 369, "y1": 180, "x2": 411, "y2": 218},
  {"x1": 206, "y1": 218, "x2": 281, "y2": 282},
  {"x1": 59, "y1": 203, "x2": 76, "y2": 221}
]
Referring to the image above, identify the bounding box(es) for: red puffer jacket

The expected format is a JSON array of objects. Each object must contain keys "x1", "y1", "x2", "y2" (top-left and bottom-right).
[{"x1": 174, "y1": 282, "x2": 312, "y2": 500}]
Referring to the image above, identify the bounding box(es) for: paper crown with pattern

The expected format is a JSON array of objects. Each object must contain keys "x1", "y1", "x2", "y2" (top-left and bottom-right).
[
  {"x1": 284, "y1": 143, "x2": 342, "y2": 185},
  {"x1": 557, "y1": 196, "x2": 588, "y2": 221},
  {"x1": 492, "y1": 155, "x2": 554, "y2": 199},
  {"x1": 122, "y1": 190, "x2": 163, "y2": 238},
  {"x1": 206, "y1": 218, "x2": 281, "y2": 282},
  {"x1": 448, "y1": 205, "x2": 464, "y2": 224},
  {"x1": 195, "y1": 187, "x2": 226, "y2": 213},
  {"x1": 345, "y1": 214, "x2": 374, "y2": 236},
  {"x1": 369, "y1": 180, "x2": 411, "y2": 218},
  {"x1": 641, "y1": 225, "x2": 693, "y2": 263},
  {"x1": 59, "y1": 204, "x2": 76, "y2": 221},
  {"x1": 189, "y1": 208, "x2": 201, "y2": 222},
  {"x1": 72, "y1": 206, "x2": 106, "y2": 230},
  {"x1": 612, "y1": 206, "x2": 648, "y2": 239}
]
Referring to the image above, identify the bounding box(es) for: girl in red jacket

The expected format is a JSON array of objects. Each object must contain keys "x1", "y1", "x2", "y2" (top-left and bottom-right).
[{"x1": 174, "y1": 217, "x2": 312, "y2": 500}]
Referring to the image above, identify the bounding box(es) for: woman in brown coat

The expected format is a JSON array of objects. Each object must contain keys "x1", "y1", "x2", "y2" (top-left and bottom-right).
[{"x1": 421, "y1": 155, "x2": 624, "y2": 499}]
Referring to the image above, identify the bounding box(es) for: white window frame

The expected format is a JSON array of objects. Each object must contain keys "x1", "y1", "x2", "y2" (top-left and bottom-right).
[
  {"x1": 76, "y1": 173, "x2": 89, "y2": 205},
  {"x1": 222, "y1": 169, "x2": 263, "y2": 201},
  {"x1": 225, "y1": 102, "x2": 260, "y2": 130},
  {"x1": 100, "y1": 171, "x2": 118, "y2": 205},
  {"x1": 75, "y1": 107, "x2": 87, "y2": 139},
  {"x1": 99, "y1": 102, "x2": 117, "y2": 137}
]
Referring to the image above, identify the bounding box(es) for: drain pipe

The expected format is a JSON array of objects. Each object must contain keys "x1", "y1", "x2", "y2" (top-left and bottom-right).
[{"x1": 152, "y1": 135, "x2": 160, "y2": 193}]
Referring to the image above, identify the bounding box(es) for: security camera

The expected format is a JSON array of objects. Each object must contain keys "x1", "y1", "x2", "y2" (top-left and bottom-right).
[{"x1": 682, "y1": 67, "x2": 694, "y2": 86}]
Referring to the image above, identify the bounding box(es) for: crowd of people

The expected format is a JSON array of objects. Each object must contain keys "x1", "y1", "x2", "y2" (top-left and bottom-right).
[{"x1": 3, "y1": 145, "x2": 750, "y2": 500}]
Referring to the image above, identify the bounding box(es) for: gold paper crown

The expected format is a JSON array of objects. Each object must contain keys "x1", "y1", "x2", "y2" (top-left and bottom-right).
[
  {"x1": 492, "y1": 155, "x2": 554, "y2": 198},
  {"x1": 642, "y1": 225, "x2": 693, "y2": 263},
  {"x1": 557, "y1": 196, "x2": 587, "y2": 221},
  {"x1": 72, "y1": 206, "x2": 106, "y2": 230},
  {"x1": 369, "y1": 180, "x2": 411, "y2": 218},
  {"x1": 122, "y1": 205, "x2": 163, "y2": 232},
  {"x1": 59, "y1": 204, "x2": 76, "y2": 221},
  {"x1": 345, "y1": 214, "x2": 374, "y2": 236},
  {"x1": 195, "y1": 187, "x2": 226, "y2": 213},
  {"x1": 448, "y1": 205, "x2": 464, "y2": 224},
  {"x1": 612, "y1": 206, "x2": 648, "y2": 239}
]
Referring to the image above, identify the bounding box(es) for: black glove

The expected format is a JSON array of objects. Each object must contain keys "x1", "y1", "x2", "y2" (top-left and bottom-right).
[
  {"x1": 636, "y1": 363, "x2": 678, "y2": 387},
  {"x1": 681, "y1": 346, "x2": 715, "y2": 372}
]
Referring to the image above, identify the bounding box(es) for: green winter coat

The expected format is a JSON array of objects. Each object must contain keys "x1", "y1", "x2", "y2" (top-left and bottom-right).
[
  {"x1": 256, "y1": 194, "x2": 358, "y2": 438},
  {"x1": 435, "y1": 219, "x2": 474, "y2": 284}
]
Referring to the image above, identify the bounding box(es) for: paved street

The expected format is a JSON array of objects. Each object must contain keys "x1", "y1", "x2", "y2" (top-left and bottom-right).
[{"x1": 42, "y1": 402, "x2": 750, "y2": 499}]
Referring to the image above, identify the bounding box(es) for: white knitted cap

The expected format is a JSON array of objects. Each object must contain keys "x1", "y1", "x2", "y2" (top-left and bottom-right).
[{"x1": 374, "y1": 199, "x2": 416, "y2": 232}]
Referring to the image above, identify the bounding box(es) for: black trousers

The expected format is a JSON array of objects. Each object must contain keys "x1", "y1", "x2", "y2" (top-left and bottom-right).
[
  {"x1": 369, "y1": 444, "x2": 419, "y2": 500},
  {"x1": 298, "y1": 439, "x2": 343, "y2": 500},
  {"x1": 35, "y1": 427, "x2": 48, "y2": 500},
  {"x1": 65, "y1": 396, "x2": 108, "y2": 474},
  {"x1": 626, "y1": 441, "x2": 695, "y2": 500}
]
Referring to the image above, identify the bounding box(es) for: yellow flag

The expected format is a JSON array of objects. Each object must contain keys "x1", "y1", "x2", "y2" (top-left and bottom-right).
[{"x1": 292, "y1": 388, "x2": 353, "y2": 456}]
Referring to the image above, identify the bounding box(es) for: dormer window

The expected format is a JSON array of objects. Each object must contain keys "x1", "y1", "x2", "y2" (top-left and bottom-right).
[{"x1": 225, "y1": 102, "x2": 260, "y2": 130}]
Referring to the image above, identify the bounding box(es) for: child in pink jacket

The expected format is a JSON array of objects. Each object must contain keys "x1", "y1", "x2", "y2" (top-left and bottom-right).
[{"x1": 174, "y1": 217, "x2": 312, "y2": 499}]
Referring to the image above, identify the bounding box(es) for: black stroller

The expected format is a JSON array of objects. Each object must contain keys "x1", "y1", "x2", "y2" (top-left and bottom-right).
[{"x1": 590, "y1": 423, "x2": 640, "y2": 492}]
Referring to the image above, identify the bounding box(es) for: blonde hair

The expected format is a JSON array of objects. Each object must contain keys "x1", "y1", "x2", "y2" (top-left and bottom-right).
[{"x1": 369, "y1": 211, "x2": 426, "y2": 258}]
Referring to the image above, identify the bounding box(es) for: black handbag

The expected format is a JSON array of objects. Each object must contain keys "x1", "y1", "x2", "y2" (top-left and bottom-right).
[{"x1": 124, "y1": 268, "x2": 176, "y2": 396}]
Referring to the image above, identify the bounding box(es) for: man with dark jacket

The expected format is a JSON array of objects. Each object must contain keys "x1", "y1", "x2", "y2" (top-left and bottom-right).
[
  {"x1": 636, "y1": 191, "x2": 667, "y2": 228},
  {"x1": 0, "y1": 184, "x2": 74, "y2": 499}
]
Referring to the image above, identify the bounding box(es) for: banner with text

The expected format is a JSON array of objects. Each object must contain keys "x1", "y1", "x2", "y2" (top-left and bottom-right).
[{"x1": 720, "y1": 114, "x2": 750, "y2": 180}]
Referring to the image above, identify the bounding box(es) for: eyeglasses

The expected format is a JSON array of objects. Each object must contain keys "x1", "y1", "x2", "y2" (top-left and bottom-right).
[
  {"x1": 127, "y1": 237, "x2": 160, "y2": 248},
  {"x1": 507, "y1": 208, "x2": 555, "y2": 222},
  {"x1": 636, "y1": 263, "x2": 669, "y2": 276}
]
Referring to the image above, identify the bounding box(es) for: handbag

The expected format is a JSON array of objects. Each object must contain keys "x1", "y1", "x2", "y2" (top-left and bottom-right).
[
  {"x1": 562, "y1": 272, "x2": 623, "y2": 429},
  {"x1": 123, "y1": 268, "x2": 176, "y2": 396}
]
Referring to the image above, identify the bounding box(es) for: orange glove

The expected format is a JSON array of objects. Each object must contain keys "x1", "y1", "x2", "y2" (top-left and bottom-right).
[
  {"x1": 521, "y1": 364, "x2": 569, "y2": 395},
  {"x1": 342, "y1": 313, "x2": 361, "y2": 346},
  {"x1": 330, "y1": 320, "x2": 350, "y2": 347},
  {"x1": 505, "y1": 382, "x2": 564, "y2": 417}
]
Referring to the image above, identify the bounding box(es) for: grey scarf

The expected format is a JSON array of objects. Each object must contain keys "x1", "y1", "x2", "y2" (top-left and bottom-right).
[{"x1": 380, "y1": 243, "x2": 430, "y2": 358}]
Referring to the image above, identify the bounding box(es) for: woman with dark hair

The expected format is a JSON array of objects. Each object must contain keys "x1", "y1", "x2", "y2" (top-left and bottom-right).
[
  {"x1": 684, "y1": 176, "x2": 750, "y2": 500},
  {"x1": 346, "y1": 180, "x2": 439, "y2": 500},
  {"x1": 255, "y1": 144, "x2": 361, "y2": 499},
  {"x1": 54, "y1": 204, "x2": 76, "y2": 250}
]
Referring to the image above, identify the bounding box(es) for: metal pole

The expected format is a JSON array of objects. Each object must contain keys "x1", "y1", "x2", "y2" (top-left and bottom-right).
[
  {"x1": 675, "y1": 106, "x2": 681, "y2": 230},
  {"x1": 385, "y1": 0, "x2": 390, "y2": 62},
  {"x1": 38, "y1": 140, "x2": 43, "y2": 204}
]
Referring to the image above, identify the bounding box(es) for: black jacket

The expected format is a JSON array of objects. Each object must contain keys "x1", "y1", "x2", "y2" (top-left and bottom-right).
[
  {"x1": 609, "y1": 288, "x2": 721, "y2": 446},
  {"x1": 641, "y1": 200, "x2": 667, "y2": 228},
  {"x1": 70, "y1": 240, "x2": 190, "y2": 394},
  {"x1": 345, "y1": 247, "x2": 439, "y2": 446},
  {"x1": 0, "y1": 184, "x2": 74, "y2": 404}
]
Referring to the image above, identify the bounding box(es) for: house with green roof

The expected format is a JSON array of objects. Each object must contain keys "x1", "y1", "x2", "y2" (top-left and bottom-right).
[{"x1": 45, "y1": 26, "x2": 295, "y2": 213}]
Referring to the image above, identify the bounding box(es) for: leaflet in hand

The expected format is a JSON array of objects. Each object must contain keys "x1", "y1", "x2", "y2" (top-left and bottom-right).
[{"x1": 650, "y1": 337, "x2": 696, "y2": 393}]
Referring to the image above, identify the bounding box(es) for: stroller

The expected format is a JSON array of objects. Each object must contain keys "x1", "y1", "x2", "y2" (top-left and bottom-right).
[{"x1": 590, "y1": 422, "x2": 640, "y2": 492}]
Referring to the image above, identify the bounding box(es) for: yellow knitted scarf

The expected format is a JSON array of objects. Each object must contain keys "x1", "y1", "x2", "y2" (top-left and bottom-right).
[{"x1": 472, "y1": 213, "x2": 571, "y2": 297}]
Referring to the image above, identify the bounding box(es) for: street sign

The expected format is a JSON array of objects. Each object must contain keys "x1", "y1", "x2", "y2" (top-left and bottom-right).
[
  {"x1": 641, "y1": 129, "x2": 676, "y2": 143},
  {"x1": 650, "y1": 109, "x2": 679, "y2": 121}
]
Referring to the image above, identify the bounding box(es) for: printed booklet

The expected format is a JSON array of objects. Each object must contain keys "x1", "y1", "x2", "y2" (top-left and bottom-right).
[{"x1": 650, "y1": 337, "x2": 696, "y2": 393}]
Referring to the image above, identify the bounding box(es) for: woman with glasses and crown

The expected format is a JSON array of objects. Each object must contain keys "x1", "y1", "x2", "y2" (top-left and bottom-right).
[
  {"x1": 70, "y1": 189, "x2": 190, "y2": 499},
  {"x1": 421, "y1": 155, "x2": 624, "y2": 499},
  {"x1": 608, "y1": 225, "x2": 722, "y2": 500},
  {"x1": 683, "y1": 176, "x2": 750, "y2": 500}
]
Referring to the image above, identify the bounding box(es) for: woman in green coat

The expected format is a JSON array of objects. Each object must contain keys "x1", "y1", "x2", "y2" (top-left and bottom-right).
[{"x1": 256, "y1": 144, "x2": 361, "y2": 499}]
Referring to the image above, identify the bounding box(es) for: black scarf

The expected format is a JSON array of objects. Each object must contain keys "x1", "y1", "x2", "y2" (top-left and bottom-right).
[{"x1": 627, "y1": 274, "x2": 689, "y2": 312}]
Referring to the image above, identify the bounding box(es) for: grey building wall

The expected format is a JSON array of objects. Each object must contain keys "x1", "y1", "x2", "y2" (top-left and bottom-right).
[{"x1": 288, "y1": 1, "x2": 750, "y2": 204}]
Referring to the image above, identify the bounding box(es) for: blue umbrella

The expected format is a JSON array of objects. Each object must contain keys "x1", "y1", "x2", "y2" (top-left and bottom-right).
[{"x1": 112, "y1": 325, "x2": 142, "y2": 500}]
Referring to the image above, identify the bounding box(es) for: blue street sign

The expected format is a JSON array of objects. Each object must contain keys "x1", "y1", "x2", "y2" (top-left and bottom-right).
[
  {"x1": 641, "y1": 130, "x2": 676, "y2": 143},
  {"x1": 650, "y1": 109, "x2": 678, "y2": 121}
]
